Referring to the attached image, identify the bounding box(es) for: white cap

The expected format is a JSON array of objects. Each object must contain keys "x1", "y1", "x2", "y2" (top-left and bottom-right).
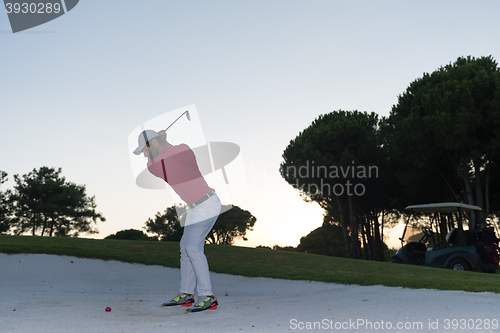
[{"x1": 133, "y1": 130, "x2": 159, "y2": 155}]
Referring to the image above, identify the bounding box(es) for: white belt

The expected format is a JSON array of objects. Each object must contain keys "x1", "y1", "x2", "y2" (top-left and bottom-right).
[{"x1": 189, "y1": 190, "x2": 215, "y2": 208}]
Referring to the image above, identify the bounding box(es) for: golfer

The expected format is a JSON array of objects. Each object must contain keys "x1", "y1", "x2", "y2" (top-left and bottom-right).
[{"x1": 133, "y1": 129, "x2": 220, "y2": 313}]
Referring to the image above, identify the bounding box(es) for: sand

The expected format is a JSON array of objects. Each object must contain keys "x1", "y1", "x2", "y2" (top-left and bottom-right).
[{"x1": 1, "y1": 253, "x2": 499, "y2": 332}]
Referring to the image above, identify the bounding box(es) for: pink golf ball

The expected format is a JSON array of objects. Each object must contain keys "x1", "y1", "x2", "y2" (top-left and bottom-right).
[{"x1": 105, "y1": 307, "x2": 111, "y2": 312}]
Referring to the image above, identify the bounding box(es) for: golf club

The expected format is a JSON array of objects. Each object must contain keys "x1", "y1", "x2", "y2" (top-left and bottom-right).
[{"x1": 164, "y1": 110, "x2": 191, "y2": 131}]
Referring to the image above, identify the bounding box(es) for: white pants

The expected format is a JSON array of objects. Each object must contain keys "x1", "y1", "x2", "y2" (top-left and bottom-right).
[{"x1": 179, "y1": 193, "x2": 221, "y2": 297}]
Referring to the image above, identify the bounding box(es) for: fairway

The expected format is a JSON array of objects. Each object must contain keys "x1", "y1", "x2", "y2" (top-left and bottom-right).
[{"x1": 1, "y1": 235, "x2": 499, "y2": 293}]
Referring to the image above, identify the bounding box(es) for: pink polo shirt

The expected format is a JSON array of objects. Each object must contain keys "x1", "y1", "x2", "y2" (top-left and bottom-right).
[{"x1": 147, "y1": 144, "x2": 212, "y2": 205}]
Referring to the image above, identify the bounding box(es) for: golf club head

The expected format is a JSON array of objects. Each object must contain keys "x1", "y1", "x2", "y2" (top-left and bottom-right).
[{"x1": 185, "y1": 111, "x2": 191, "y2": 121}]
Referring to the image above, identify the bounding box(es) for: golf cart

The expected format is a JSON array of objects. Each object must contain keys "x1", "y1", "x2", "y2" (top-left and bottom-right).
[{"x1": 391, "y1": 202, "x2": 500, "y2": 272}]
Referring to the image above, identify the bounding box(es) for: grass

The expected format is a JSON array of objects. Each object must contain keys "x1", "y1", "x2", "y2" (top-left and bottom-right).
[{"x1": 1, "y1": 234, "x2": 500, "y2": 293}]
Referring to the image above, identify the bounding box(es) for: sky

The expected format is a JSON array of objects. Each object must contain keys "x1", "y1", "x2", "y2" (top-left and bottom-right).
[{"x1": 1, "y1": 0, "x2": 500, "y2": 249}]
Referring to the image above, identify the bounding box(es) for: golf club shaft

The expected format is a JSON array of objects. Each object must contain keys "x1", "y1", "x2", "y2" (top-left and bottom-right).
[{"x1": 164, "y1": 111, "x2": 189, "y2": 131}]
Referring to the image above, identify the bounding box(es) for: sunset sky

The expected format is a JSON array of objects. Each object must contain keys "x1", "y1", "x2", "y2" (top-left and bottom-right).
[{"x1": 2, "y1": 0, "x2": 500, "y2": 248}]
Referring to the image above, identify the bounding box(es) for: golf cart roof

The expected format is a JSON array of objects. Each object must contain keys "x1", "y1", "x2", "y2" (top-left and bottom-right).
[{"x1": 405, "y1": 202, "x2": 482, "y2": 213}]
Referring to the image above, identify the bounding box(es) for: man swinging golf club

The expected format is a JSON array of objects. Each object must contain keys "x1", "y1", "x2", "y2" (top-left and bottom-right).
[{"x1": 133, "y1": 115, "x2": 220, "y2": 313}]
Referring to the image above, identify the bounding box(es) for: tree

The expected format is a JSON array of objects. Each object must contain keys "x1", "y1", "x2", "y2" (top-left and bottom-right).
[
  {"x1": 9, "y1": 167, "x2": 105, "y2": 236},
  {"x1": 207, "y1": 205, "x2": 257, "y2": 245},
  {"x1": 296, "y1": 223, "x2": 346, "y2": 257},
  {"x1": 272, "y1": 245, "x2": 296, "y2": 252},
  {"x1": 280, "y1": 110, "x2": 399, "y2": 260},
  {"x1": 105, "y1": 229, "x2": 150, "y2": 241},
  {"x1": 381, "y1": 55, "x2": 500, "y2": 230},
  {"x1": 144, "y1": 205, "x2": 187, "y2": 241},
  {"x1": 145, "y1": 204, "x2": 257, "y2": 245},
  {"x1": 0, "y1": 171, "x2": 10, "y2": 234}
]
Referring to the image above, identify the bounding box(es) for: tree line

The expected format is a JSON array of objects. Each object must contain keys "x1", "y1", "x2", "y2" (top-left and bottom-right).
[
  {"x1": 106, "y1": 204, "x2": 257, "y2": 245},
  {"x1": 0, "y1": 166, "x2": 256, "y2": 245},
  {"x1": 0, "y1": 167, "x2": 105, "y2": 236},
  {"x1": 281, "y1": 55, "x2": 500, "y2": 260}
]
